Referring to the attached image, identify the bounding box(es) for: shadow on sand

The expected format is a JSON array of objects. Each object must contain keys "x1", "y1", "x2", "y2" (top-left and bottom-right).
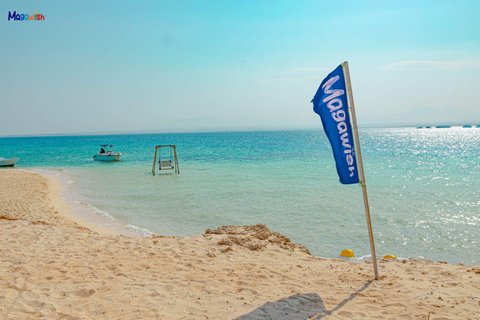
[{"x1": 236, "y1": 281, "x2": 372, "y2": 320}]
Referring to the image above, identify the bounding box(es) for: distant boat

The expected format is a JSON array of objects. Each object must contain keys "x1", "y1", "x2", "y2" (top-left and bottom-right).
[
  {"x1": 436, "y1": 125, "x2": 451, "y2": 128},
  {"x1": 93, "y1": 145, "x2": 122, "y2": 162},
  {"x1": 463, "y1": 125, "x2": 472, "y2": 128},
  {"x1": 0, "y1": 157, "x2": 18, "y2": 167}
]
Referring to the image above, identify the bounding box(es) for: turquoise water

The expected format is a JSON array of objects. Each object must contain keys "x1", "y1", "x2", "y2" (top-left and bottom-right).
[{"x1": 1, "y1": 128, "x2": 479, "y2": 265}]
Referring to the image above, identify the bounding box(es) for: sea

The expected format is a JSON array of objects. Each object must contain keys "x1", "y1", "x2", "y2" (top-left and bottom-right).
[{"x1": 1, "y1": 127, "x2": 479, "y2": 265}]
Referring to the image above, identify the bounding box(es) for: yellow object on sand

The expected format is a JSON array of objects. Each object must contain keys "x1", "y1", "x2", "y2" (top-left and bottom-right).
[
  {"x1": 383, "y1": 255, "x2": 397, "y2": 259},
  {"x1": 340, "y1": 249, "x2": 355, "y2": 258}
]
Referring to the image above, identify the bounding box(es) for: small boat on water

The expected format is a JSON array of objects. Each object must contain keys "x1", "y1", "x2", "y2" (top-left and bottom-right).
[
  {"x1": 0, "y1": 157, "x2": 18, "y2": 167},
  {"x1": 93, "y1": 145, "x2": 122, "y2": 162}
]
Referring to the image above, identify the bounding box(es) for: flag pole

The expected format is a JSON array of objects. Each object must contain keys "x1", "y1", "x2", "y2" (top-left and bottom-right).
[{"x1": 342, "y1": 61, "x2": 379, "y2": 280}]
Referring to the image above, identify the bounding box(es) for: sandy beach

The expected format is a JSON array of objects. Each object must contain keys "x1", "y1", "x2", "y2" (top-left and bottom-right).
[{"x1": 0, "y1": 170, "x2": 479, "y2": 319}]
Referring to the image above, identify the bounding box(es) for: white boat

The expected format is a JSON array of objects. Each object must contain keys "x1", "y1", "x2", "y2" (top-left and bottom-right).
[
  {"x1": 93, "y1": 145, "x2": 122, "y2": 162},
  {"x1": 0, "y1": 157, "x2": 18, "y2": 167}
]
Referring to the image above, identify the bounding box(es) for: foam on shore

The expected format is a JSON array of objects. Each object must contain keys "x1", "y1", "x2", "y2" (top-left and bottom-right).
[{"x1": 34, "y1": 168, "x2": 148, "y2": 237}]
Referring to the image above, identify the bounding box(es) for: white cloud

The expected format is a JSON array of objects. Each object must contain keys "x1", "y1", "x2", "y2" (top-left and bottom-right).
[{"x1": 383, "y1": 60, "x2": 480, "y2": 70}]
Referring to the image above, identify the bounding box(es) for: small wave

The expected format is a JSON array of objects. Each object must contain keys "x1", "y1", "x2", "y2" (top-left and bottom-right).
[
  {"x1": 126, "y1": 224, "x2": 154, "y2": 237},
  {"x1": 67, "y1": 180, "x2": 75, "y2": 185},
  {"x1": 84, "y1": 203, "x2": 115, "y2": 220},
  {"x1": 355, "y1": 254, "x2": 373, "y2": 262},
  {"x1": 355, "y1": 254, "x2": 407, "y2": 262},
  {"x1": 39, "y1": 168, "x2": 68, "y2": 173}
]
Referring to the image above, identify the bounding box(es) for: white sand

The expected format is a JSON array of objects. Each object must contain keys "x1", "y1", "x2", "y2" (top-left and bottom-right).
[{"x1": 0, "y1": 170, "x2": 479, "y2": 319}]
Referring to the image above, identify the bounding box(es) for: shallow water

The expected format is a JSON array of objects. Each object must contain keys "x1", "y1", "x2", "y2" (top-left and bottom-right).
[{"x1": 1, "y1": 127, "x2": 479, "y2": 264}]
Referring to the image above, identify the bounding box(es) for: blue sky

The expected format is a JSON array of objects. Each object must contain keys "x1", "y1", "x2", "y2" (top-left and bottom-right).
[{"x1": 1, "y1": 0, "x2": 479, "y2": 135}]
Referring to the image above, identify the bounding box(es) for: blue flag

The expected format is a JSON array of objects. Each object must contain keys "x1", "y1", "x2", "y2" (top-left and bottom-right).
[{"x1": 312, "y1": 64, "x2": 359, "y2": 184}]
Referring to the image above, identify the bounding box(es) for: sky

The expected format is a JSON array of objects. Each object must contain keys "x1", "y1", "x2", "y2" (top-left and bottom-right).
[{"x1": 1, "y1": 0, "x2": 479, "y2": 136}]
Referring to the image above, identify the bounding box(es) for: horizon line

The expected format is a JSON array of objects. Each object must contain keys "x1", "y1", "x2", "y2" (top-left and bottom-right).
[{"x1": 2, "y1": 122, "x2": 479, "y2": 139}]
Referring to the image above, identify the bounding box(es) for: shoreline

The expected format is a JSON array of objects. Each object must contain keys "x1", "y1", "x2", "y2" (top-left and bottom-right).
[
  {"x1": 30, "y1": 169, "x2": 451, "y2": 265},
  {"x1": 1, "y1": 169, "x2": 479, "y2": 319},
  {"x1": 26, "y1": 169, "x2": 382, "y2": 263},
  {"x1": 33, "y1": 168, "x2": 146, "y2": 238}
]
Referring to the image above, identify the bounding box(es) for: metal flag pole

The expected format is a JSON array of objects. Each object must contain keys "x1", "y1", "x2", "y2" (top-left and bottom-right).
[{"x1": 342, "y1": 61, "x2": 379, "y2": 280}]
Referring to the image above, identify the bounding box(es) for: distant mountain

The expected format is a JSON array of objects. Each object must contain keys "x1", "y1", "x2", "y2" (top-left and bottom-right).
[
  {"x1": 161, "y1": 108, "x2": 480, "y2": 131},
  {"x1": 358, "y1": 107, "x2": 480, "y2": 127},
  {"x1": 148, "y1": 116, "x2": 320, "y2": 132},
  {"x1": 8, "y1": 107, "x2": 478, "y2": 137}
]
